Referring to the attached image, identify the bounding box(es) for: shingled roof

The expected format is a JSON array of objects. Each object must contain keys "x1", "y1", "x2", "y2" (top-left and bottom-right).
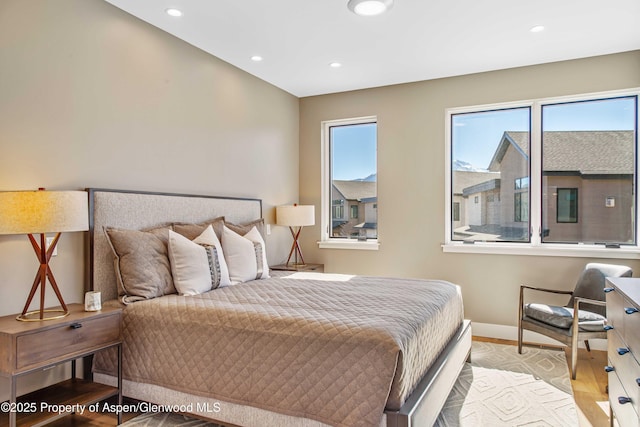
[
  {"x1": 489, "y1": 130, "x2": 634, "y2": 174},
  {"x1": 332, "y1": 180, "x2": 376, "y2": 201}
]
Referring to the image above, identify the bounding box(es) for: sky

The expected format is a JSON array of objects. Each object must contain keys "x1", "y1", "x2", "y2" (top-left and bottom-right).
[
  {"x1": 452, "y1": 96, "x2": 637, "y2": 170},
  {"x1": 328, "y1": 97, "x2": 636, "y2": 179},
  {"x1": 331, "y1": 123, "x2": 377, "y2": 180}
]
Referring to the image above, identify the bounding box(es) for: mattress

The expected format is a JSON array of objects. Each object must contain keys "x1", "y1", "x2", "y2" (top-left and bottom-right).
[{"x1": 94, "y1": 271, "x2": 464, "y2": 427}]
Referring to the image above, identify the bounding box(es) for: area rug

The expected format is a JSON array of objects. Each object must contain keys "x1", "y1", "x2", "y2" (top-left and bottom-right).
[
  {"x1": 434, "y1": 341, "x2": 577, "y2": 426},
  {"x1": 121, "y1": 341, "x2": 577, "y2": 427}
]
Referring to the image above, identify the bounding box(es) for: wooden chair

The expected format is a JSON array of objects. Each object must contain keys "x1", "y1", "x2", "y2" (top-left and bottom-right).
[{"x1": 518, "y1": 263, "x2": 632, "y2": 379}]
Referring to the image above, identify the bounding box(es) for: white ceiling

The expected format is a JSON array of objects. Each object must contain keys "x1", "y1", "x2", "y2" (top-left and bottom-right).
[{"x1": 104, "y1": 0, "x2": 640, "y2": 98}]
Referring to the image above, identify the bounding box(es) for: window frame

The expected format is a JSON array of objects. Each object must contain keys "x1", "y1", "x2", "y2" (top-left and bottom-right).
[
  {"x1": 319, "y1": 116, "x2": 379, "y2": 251},
  {"x1": 444, "y1": 88, "x2": 640, "y2": 259}
]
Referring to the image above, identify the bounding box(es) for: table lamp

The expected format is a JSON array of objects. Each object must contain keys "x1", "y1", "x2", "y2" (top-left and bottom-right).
[
  {"x1": 0, "y1": 189, "x2": 89, "y2": 321},
  {"x1": 276, "y1": 204, "x2": 315, "y2": 267}
]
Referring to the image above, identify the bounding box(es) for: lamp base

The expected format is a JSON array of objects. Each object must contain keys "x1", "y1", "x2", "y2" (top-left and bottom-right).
[
  {"x1": 17, "y1": 308, "x2": 70, "y2": 322},
  {"x1": 17, "y1": 233, "x2": 70, "y2": 322}
]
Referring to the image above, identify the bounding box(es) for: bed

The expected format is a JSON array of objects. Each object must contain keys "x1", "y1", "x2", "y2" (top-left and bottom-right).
[{"x1": 87, "y1": 188, "x2": 471, "y2": 427}]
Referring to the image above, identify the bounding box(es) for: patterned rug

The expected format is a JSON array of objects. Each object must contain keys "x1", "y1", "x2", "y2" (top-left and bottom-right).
[
  {"x1": 434, "y1": 341, "x2": 577, "y2": 426},
  {"x1": 121, "y1": 341, "x2": 577, "y2": 427}
]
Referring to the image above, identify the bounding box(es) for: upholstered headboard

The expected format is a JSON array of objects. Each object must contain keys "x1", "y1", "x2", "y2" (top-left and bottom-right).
[{"x1": 88, "y1": 188, "x2": 262, "y2": 301}]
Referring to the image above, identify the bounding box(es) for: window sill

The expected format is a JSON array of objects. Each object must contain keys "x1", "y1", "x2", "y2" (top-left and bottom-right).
[
  {"x1": 442, "y1": 242, "x2": 640, "y2": 259},
  {"x1": 318, "y1": 239, "x2": 380, "y2": 251}
]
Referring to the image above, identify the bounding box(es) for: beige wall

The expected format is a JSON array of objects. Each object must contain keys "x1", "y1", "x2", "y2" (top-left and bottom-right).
[
  {"x1": 0, "y1": 0, "x2": 299, "y2": 323},
  {"x1": 299, "y1": 50, "x2": 640, "y2": 328},
  {"x1": 1, "y1": 0, "x2": 639, "y2": 371}
]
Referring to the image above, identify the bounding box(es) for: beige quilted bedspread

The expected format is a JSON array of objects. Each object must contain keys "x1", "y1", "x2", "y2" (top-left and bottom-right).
[{"x1": 94, "y1": 272, "x2": 463, "y2": 427}]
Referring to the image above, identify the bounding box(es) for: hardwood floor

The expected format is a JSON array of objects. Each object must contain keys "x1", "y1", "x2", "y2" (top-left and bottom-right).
[{"x1": 46, "y1": 337, "x2": 611, "y2": 427}]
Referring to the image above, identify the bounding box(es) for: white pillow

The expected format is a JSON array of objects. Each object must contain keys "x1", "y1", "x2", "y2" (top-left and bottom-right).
[
  {"x1": 193, "y1": 225, "x2": 232, "y2": 288},
  {"x1": 168, "y1": 230, "x2": 212, "y2": 296},
  {"x1": 222, "y1": 225, "x2": 270, "y2": 284}
]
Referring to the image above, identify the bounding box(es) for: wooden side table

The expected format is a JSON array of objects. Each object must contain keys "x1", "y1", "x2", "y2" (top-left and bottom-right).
[
  {"x1": 0, "y1": 304, "x2": 122, "y2": 427},
  {"x1": 270, "y1": 263, "x2": 324, "y2": 273}
]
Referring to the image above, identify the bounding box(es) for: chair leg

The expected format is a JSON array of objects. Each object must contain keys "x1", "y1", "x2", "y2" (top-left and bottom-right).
[
  {"x1": 584, "y1": 340, "x2": 591, "y2": 352},
  {"x1": 571, "y1": 332, "x2": 579, "y2": 380},
  {"x1": 518, "y1": 286, "x2": 524, "y2": 354},
  {"x1": 517, "y1": 325, "x2": 523, "y2": 354}
]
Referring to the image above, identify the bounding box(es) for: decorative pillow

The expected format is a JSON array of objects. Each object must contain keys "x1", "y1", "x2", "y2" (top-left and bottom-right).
[
  {"x1": 169, "y1": 231, "x2": 212, "y2": 296},
  {"x1": 193, "y1": 224, "x2": 232, "y2": 288},
  {"x1": 173, "y1": 216, "x2": 225, "y2": 240},
  {"x1": 168, "y1": 225, "x2": 232, "y2": 295},
  {"x1": 105, "y1": 226, "x2": 175, "y2": 304},
  {"x1": 221, "y1": 225, "x2": 270, "y2": 284},
  {"x1": 225, "y1": 218, "x2": 265, "y2": 238}
]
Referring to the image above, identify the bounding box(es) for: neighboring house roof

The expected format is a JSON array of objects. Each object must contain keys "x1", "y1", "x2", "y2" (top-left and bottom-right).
[
  {"x1": 541, "y1": 131, "x2": 634, "y2": 175},
  {"x1": 462, "y1": 179, "x2": 501, "y2": 197},
  {"x1": 453, "y1": 171, "x2": 500, "y2": 194},
  {"x1": 354, "y1": 222, "x2": 377, "y2": 229},
  {"x1": 488, "y1": 130, "x2": 634, "y2": 174},
  {"x1": 332, "y1": 180, "x2": 376, "y2": 201},
  {"x1": 488, "y1": 131, "x2": 529, "y2": 171}
]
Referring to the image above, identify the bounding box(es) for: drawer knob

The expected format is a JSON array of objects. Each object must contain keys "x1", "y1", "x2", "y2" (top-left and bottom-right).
[
  {"x1": 70, "y1": 322, "x2": 83, "y2": 329},
  {"x1": 603, "y1": 325, "x2": 614, "y2": 331},
  {"x1": 605, "y1": 366, "x2": 615, "y2": 373},
  {"x1": 618, "y1": 347, "x2": 630, "y2": 356},
  {"x1": 604, "y1": 287, "x2": 615, "y2": 293},
  {"x1": 618, "y1": 396, "x2": 632, "y2": 405},
  {"x1": 625, "y1": 307, "x2": 639, "y2": 315}
]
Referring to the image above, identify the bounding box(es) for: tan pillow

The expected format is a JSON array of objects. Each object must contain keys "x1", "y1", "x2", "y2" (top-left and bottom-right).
[
  {"x1": 173, "y1": 216, "x2": 225, "y2": 240},
  {"x1": 105, "y1": 226, "x2": 175, "y2": 304},
  {"x1": 225, "y1": 218, "x2": 265, "y2": 237}
]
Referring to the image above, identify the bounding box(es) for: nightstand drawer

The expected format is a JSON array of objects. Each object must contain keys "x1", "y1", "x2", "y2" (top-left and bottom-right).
[
  {"x1": 608, "y1": 288, "x2": 640, "y2": 357},
  {"x1": 16, "y1": 313, "x2": 120, "y2": 370},
  {"x1": 608, "y1": 331, "x2": 640, "y2": 416},
  {"x1": 609, "y1": 368, "x2": 640, "y2": 427}
]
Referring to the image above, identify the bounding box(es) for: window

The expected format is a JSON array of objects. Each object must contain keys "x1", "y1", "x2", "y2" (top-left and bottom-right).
[
  {"x1": 541, "y1": 97, "x2": 635, "y2": 245},
  {"x1": 450, "y1": 106, "x2": 530, "y2": 242},
  {"x1": 514, "y1": 193, "x2": 528, "y2": 223},
  {"x1": 556, "y1": 189, "x2": 578, "y2": 224},
  {"x1": 515, "y1": 177, "x2": 529, "y2": 189},
  {"x1": 332, "y1": 201, "x2": 345, "y2": 220},
  {"x1": 320, "y1": 116, "x2": 378, "y2": 250},
  {"x1": 445, "y1": 89, "x2": 639, "y2": 257}
]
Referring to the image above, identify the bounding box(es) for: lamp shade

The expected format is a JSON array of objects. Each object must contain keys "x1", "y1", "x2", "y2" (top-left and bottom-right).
[
  {"x1": 0, "y1": 190, "x2": 89, "y2": 235},
  {"x1": 276, "y1": 205, "x2": 315, "y2": 227}
]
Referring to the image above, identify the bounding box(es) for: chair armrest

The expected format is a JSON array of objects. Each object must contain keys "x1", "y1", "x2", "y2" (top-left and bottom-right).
[
  {"x1": 572, "y1": 297, "x2": 607, "y2": 332},
  {"x1": 573, "y1": 297, "x2": 606, "y2": 308},
  {"x1": 520, "y1": 284, "x2": 573, "y2": 296}
]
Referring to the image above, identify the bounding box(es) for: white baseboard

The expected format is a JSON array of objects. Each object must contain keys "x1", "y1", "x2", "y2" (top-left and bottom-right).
[{"x1": 471, "y1": 322, "x2": 607, "y2": 352}]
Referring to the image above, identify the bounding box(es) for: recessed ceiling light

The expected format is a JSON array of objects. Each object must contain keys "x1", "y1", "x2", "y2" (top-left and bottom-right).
[
  {"x1": 165, "y1": 8, "x2": 183, "y2": 17},
  {"x1": 251, "y1": 55, "x2": 263, "y2": 62},
  {"x1": 530, "y1": 25, "x2": 545, "y2": 33},
  {"x1": 329, "y1": 62, "x2": 342, "y2": 68},
  {"x1": 347, "y1": 0, "x2": 393, "y2": 16}
]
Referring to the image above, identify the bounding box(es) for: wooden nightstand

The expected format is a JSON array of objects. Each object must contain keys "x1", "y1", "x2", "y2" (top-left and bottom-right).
[
  {"x1": 271, "y1": 263, "x2": 324, "y2": 273},
  {"x1": 0, "y1": 304, "x2": 122, "y2": 427}
]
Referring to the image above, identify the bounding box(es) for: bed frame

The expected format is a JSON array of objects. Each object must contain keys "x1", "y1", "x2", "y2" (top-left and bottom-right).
[{"x1": 87, "y1": 188, "x2": 471, "y2": 427}]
